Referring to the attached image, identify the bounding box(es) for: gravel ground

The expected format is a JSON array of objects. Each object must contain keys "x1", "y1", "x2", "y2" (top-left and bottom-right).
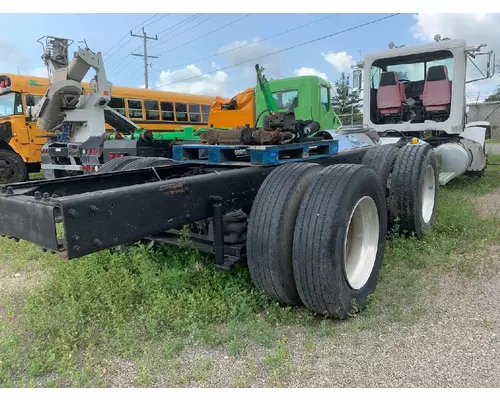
[{"x1": 96, "y1": 243, "x2": 500, "y2": 388}]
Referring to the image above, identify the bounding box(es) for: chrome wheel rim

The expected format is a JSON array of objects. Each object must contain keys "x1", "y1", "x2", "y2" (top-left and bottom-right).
[
  {"x1": 344, "y1": 196, "x2": 380, "y2": 290},
  {"x1": 422, "y1": 165, "x2": 435, "y2": 224}
]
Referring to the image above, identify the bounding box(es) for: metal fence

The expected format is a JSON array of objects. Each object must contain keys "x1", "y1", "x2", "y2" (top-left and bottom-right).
[
  {"x1": 485, "y1": 142, "x2": 500, "y2": 155},
  {"x1": 467, "y1": 101, "x2": 500, "y2": 155},
  {"x1": 467, "y1": 101, "x2": 500, "y2": 139}
]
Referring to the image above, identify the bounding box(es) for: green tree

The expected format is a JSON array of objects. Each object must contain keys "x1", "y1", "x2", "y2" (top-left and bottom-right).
[
  {"x1": 485, "y1": 86, "x2": 500, "y2": 102},
  {"x1": 332, "y1": 72, "x2": 362, "y2": 115}
]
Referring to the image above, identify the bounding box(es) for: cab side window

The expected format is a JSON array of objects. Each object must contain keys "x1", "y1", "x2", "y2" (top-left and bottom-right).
[{"x1": 320, "y1": 86, "x2": 330, "y2": 110}]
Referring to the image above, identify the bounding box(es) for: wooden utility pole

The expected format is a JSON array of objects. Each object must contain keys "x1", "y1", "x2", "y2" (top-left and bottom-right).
[{"x1": 131, "y1": 27, "x2": 158, "y2": 89}]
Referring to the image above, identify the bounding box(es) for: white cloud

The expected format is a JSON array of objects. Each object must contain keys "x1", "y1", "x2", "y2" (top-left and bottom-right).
[
  {"x1": 411, "y1": 13, "x2": 500, "y2": 99},
  {"x1": 148, "y1": 37, "x2": 282, "y2": 98},
  {"x1": 322, "y1": 51, "x2": 355, "y2": 73},
  {"x1": 217, "y1": 37, "x2": 282, "y2": 82},
  {"x1": 153, "y1": 64, "x2": 229, "y2": 96},
  {"x1": 295, "y1": 67, "x2": 329, "y2": 81}
]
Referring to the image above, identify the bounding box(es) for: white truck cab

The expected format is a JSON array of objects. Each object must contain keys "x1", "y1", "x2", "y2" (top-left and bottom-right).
[
  {"x1": 353, "y1": 38, "x2": 495, "y2": 137},
  {"x1": 352, "y1": 36, "x2": 496, "y2": 185}
]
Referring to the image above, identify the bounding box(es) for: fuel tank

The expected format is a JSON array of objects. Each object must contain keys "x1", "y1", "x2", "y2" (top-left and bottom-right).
[{"x1": 433, "y1": 141, "x2": 472, "y2": 185}]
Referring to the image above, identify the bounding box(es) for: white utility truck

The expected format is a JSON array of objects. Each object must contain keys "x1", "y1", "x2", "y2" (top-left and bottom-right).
[{"x1": 351, "y1": 35, "x2": 495, "y2": 184}]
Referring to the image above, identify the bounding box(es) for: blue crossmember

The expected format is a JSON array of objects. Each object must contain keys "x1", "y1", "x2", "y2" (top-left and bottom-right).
[{"x1": 172, "y1": 140, "x2": 339, "y2": 166}]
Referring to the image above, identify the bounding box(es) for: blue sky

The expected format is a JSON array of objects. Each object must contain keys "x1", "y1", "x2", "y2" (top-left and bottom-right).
[{"x1": 1, "y1": 13, "x2": 498, "y2": 100}]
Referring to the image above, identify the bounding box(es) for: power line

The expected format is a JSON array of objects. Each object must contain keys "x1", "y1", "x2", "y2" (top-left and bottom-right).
[
  {"x1": 106, "y1": 37, "x2": 133, "y2": 61},
  {"x1": 112, "y1": 58, "x2": 136, "y2": 77},
  {"x1": 130, "y1": 13, "x2": 255, "y2": 83},
  {"x1": 155, "y1": 14, "x2": 204, "y2": 38},
  {"x1": 108, "y1": 14, "x2": 191, "y2": 70},
  {"x1": 156, "y1": 14, "x2": 251, "y2": 57},
  {"x1": 106, "y1": 15, "x2": 172, "y2": 67},
  {"x1": 152, "y1": 13, "x2": 401, "y2": 90},
  {"x1": 130, "y1": 28, "x2": 159, "y2": 89},
  {"x1": 103, "y1": 13, "x2": 160, "y2": 57},
  {"x1": 150, "y1": 13, "x2": 338, "y2": 77},
  {"x1": 150, "y1": 14, "x2": 221, "y2": 51},
  {"x1": 143, "y1": 13, "x2": 169, "y2": 29},
  {"x1": 113, "y1": 13, "x2": 211, "y2": 78}
]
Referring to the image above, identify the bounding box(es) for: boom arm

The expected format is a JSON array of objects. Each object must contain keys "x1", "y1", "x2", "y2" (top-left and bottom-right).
[
  {"x1": 255, "y1": 64, "x2": 279, "y2": 112},
  {"x1": 32, "y1": 36, "x2": 139, "y2": 142}
]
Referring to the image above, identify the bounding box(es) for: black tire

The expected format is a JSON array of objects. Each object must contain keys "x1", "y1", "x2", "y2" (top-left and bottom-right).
[
  {"x1": 96, "y1": 156, "x2": 142, "y2": 174},
  {"x1": 247, "y1": 162, "x2": 323, "y2": 306},
  {"x1": 361, "y1": 144, "x2": 400, "y2": 199},
  {"x1": 120, "y1": 157, "x2": 175, "y2": 171},
  {"x1": 292, "y1": 164, "x2": 387, "y2": 318},
  {"x1": 0, "y1": 149, "x2": 28, "y2": 184},
  {"x1": 388, "y1": 144, "x2": 439, "y2": 238}
]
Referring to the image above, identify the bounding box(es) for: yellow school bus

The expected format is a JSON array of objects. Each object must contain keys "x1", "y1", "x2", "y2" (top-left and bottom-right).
[{"x1": 0, "y1": 73, "x2": 218, "y2": 183}]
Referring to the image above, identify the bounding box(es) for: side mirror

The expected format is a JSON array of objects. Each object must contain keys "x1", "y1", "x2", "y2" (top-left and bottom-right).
[
  {"x1": 27, "y1": 107, "x2": 32, "y2": 121},
  {"x1": 352, "y1": 69, "x2": 362, "y2": 91}
]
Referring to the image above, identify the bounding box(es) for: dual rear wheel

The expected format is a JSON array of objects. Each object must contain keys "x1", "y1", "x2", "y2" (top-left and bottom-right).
[
  {"x1": 247, "y1": 162, "x2": 387, "y2": 318},
  {"x1": 246, "y1": 143, "x2": 439, "y2": 318}
]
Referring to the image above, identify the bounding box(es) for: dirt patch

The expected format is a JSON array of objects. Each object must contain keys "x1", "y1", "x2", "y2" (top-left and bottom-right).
[
  {"x1": 102, "y1": 357, "x2": 138, "y2": 388},
  {"x1": 473, "y1": 188, "x2": 500, "y2": 219}
]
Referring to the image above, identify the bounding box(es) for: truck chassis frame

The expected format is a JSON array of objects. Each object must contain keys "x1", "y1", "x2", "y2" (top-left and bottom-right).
[{"x1": 0, "y1": 146, "x2": 372, "y2": 268}]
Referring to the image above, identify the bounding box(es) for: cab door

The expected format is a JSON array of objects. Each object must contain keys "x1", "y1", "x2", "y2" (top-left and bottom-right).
[
  {"x1": 24, "y1": 94, "x2": 47, "y2": 163},
  {"x1": 319, "y1": 85, "x2": 334, "y2": 130}
]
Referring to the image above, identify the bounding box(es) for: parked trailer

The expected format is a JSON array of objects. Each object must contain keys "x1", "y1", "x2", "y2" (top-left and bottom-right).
[{"x1": 0, "y1": 128, "x2": 439, "y2": 318}]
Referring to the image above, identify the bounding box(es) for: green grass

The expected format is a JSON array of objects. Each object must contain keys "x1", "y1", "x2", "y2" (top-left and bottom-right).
[
  {"x1": 28, "y1": 172, "x2": 45, "y2": 181},
  {"x1": 486, "y1": 138, "x2": 500, "y2": 144},
  {"x1": 1, "y1": 163, "x2": 500, "y2": 387}
]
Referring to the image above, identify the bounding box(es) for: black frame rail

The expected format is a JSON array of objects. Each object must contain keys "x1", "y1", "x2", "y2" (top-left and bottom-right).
[{"x1": 0, "y1": 148, "x2": 370, "y2": 265}]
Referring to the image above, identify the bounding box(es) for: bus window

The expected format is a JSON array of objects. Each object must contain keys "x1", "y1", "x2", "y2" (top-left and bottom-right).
[
  {"x1": 175, "y1": 102, "x2": 188, "y2": 122},
  {"x1": 320, "y1": 86, "x2": 330, "y2": 110},
  {"x1": 201, "y1": 104, "x2": 211, "y2": 122},
  {"x1": 144, "y1": 100, "x2": 160, "y2": 120},
  {"x1": 189, "y1": 104, "x2": 201, "y2": 122},
  {"x1": 127, "y1": 99, "x2": 143, "y2": 119},
  {"x1": 109, "y1": 97, "x2": 126, "y2": 116},
  {"x1": 160, "y1": 101, "x2": 174, "y2": 121}
]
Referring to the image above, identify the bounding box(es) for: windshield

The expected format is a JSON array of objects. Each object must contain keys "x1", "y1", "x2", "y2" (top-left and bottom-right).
[
  {"x1": 371, "y1": 56, "x2": 454, "y2": 88},
  {"x1": 0, "y1": 92, "x2": 23, "y2": 118},
  {"x1": 272, "y1": 89, "x2": 298, "y2": 109},
  {"x1": 387, "y1": 62, "x2": 425, "y2": 82}
]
